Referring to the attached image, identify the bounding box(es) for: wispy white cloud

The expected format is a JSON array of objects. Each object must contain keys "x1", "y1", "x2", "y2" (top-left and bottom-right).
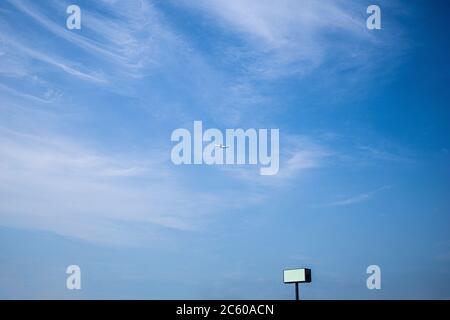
[
  {"x1": 0, "y1": 28, "x2": 108, "y2": 83},
  {"x1": 0, "y1": 127, "x2": 226, "y2": 244},
  {"x1": 177, "y1": 0, "x2": 387, "y2": 79},
  {"x1": 324, "y1": 185, "x2": 391, "y2": 207},
  {"x1": 0, "y1": 122, "x2": 280, "y2": 245},
  {"x1": 1, "y1": 0, "x2": 232, "y2": 118},
  {"x1": 0, "y1": 83, "x2": 60, "y2": 104},
  {"x1": 7, "y1": 0, "x2": 127, "y2": 64},
  {"x1": 282, "y1": 135, "x2": 330, "y2": 175},
  {"x1": 219, "y1": 134, "x2": 330, "y2": 186},
  {"x1": 6, "y1": 0, "x2": 188, "y2": 78}
]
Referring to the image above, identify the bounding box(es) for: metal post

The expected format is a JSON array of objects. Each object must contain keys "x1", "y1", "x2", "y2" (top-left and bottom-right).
[{"x1": 295, "y1": 282, "x2": 299, "y2": 300}]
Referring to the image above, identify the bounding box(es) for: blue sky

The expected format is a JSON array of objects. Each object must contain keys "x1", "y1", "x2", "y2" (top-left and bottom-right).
[{"x1": 0, "y1": 0, "x2": 449, "y2": 299}]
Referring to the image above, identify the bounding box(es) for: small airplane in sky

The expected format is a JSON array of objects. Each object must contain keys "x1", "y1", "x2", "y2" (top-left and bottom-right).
[{"x1": 215, "y1": 144, "x2": 229, "y2": 149}]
